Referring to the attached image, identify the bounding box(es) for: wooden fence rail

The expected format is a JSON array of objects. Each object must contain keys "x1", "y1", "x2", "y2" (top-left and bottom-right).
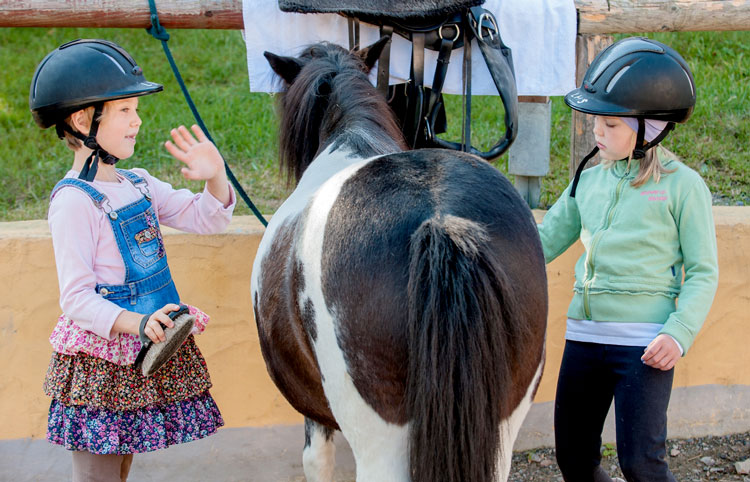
[
  {"x1": 2, "y1": 0, "x2": 750, "y2": 32},
  {"x1": 2, "y1": 0, "x2": 748, "y2": 178}
]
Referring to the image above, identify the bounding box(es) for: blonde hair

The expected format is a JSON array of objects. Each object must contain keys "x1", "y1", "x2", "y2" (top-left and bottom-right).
[
  {"x1": 601, "y1": 145, "x2": 677, "y2": 187},
  {"x1": 61, "y1": 105, "x2": 104, "y2": 150}
]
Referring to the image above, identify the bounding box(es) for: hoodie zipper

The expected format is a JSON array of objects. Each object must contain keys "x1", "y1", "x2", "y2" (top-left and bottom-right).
[{"x1": 582, "y1": 168, "x2": 629, "y2": 319}]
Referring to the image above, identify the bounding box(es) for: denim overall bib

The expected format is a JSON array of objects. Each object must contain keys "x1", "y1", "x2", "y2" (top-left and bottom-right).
[{"x1": 51, "y1": 169, "x2": 180, "y2": 316}]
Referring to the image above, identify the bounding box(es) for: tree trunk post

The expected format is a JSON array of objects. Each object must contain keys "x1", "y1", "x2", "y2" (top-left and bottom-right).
[{"x1": 569, "y1": 33, "x2": 614, "y2": 179}]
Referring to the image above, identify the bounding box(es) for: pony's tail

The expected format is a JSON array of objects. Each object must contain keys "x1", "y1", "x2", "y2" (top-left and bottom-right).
[{"x1": 406, "y1": 215, "x2": 523, "y2": 482}]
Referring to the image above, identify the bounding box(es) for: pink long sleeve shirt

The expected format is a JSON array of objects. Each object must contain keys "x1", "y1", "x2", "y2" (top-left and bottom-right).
[{"x1": 48, "y1": 168, "x2": 235, "y2": 340}]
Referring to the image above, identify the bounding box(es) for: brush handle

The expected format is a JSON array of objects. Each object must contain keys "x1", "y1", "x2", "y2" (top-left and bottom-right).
[
  {"x1": 138, "y1": 304, "x2": 189, "y2": 344},
  {"x1": 138, "y1": 313, "x2": 152, "y2": 345}
]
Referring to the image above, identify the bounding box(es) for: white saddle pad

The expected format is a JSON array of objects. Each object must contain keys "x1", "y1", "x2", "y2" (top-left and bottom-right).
[{"x1": 242, "y1": 0, "x2": 576, "y2": 96}]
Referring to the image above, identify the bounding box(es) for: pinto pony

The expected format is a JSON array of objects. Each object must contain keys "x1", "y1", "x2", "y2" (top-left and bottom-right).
[{"x1": 251, "y1": 37, "x2": 548, "y2": 482}]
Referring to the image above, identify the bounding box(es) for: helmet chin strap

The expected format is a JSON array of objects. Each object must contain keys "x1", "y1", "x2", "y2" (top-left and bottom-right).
[
  {"x1": 570, "y1": 119, "x2": 676, "y2": 198},
  {"x1": 57, "y1": 103, "x2": 120, "y2": 182},
  {"x1": 632, "y1": 118, "x2": 674, "y2": 159}
]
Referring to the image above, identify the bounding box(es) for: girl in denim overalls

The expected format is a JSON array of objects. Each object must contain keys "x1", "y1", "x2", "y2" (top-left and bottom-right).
[{"x1": 30, "y1": 39, "x2": 235, "y2": 481}]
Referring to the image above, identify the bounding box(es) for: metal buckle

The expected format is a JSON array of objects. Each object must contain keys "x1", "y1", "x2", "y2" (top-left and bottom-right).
[
  {"x1": 476, "y1": 12, "x2": 498, "y2": 41},
  {"x1": 99, "y1": 199, "x2": 118, "y2": 220}
]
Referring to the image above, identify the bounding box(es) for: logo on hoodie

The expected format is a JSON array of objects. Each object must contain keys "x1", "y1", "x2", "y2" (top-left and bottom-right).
[{"x1": 641, "y1": 190, "x2": 668, "y2": 202}]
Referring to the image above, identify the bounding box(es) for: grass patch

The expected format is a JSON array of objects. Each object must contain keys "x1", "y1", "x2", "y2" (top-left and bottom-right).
[{"x1": 1, "y1": 28, "x2": 747, "y2": 221}]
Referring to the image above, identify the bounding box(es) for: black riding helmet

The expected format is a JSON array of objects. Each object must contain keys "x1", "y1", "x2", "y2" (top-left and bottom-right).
[
  {"x1": 30, "y1": 39, "x2": 163, "y2": 181},
  {"x1": 564, "y1": 37, "x2": 696, "y2": 197}
]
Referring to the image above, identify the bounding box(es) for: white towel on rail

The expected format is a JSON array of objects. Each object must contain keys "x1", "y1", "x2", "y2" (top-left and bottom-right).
[{"x1": 242, "y1": 0, "x2": 576, "y2": 96}]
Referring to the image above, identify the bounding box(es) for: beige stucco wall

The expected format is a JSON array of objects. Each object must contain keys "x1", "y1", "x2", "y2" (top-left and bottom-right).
[{"x1": 1, "y1": 207, "x2": 748, "y2": 441}]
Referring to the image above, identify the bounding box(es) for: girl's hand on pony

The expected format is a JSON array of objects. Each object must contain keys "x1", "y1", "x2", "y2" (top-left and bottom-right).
[
  {"x1": 165, "y1": 125, "x2": 224, "y2": 182},
  {"x1": 641, "y1": 334, "x2": 681, "y2": 371}
]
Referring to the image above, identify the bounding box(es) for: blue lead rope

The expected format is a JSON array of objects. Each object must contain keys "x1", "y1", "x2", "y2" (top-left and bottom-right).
[{"x1": 146, "y1": 0, "x2": 268, "y2": 227}]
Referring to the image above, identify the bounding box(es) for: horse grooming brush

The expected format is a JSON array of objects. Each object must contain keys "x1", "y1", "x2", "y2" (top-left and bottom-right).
[{"x1": 134, "y1": 305, "x2": 195, "y2": 377}]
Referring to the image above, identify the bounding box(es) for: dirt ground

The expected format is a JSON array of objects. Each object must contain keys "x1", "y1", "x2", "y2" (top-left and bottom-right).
[{"x1": 508, "y1": 431, "x2": 750, "y2": 481}]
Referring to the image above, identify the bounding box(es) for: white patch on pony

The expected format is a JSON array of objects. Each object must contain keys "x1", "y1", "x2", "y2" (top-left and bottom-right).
[
  {"x1": 303, "y1": 428, "x2": 336, "y2": 482},
  {"x1": 296, "y1": 152, "x2": 410, "y2": 482},
  {"x1": 252, "y1": 145, "x2": 366, "y2": 299},
  {"x1": 496, "y1": 359, "x2": 545, "y2": 481}
]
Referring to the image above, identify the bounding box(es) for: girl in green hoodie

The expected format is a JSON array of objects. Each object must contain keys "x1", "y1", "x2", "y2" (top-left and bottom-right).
[{"x1": 538, "y1": 37, "x2": 719, "y2": 482}]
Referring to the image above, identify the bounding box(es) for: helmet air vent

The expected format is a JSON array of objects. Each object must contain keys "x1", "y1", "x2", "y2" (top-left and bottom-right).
[
  {"x1": 606, "y1": 65, "x2": 630, "y2": 93},
  {"x1": 102, "y1": 52, "x2": 127, "y2": 74}
]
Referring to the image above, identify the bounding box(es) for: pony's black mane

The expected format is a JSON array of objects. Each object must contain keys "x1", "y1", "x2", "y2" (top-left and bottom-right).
[{"x1": 277, "y1": 42, "x2": 407, "y2": 184}]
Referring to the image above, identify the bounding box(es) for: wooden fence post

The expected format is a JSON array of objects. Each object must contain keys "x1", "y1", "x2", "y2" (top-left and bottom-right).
[
  {"x1": 569, "y1": 34, "x2": 613, "y2": 179},
  {"x1": 510, "y1": 96, "x2": 551, "y2": 208}
]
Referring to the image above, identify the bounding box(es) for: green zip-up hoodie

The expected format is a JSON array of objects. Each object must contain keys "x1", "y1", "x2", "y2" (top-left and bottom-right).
[{"x1": 538, "y1": 157, "x2": 718, "y2": 354}]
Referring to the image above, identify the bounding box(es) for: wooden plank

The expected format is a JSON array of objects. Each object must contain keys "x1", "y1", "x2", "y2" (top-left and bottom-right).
[
  {"x1": 1, "y1": 0, "x2": 749, "y2": 31},
  {"x1": 569, "y1": 34, "x2": 613, "y2": 179},
  {"x1": 0, "y1": 1, "x2": 243, "y2": 29},
  {"x1": 518, "y1": 96, "x2": 549, "y2": 104},
  {"x1": 577, "y1": 0, "x2": 750, "y2": 34}
]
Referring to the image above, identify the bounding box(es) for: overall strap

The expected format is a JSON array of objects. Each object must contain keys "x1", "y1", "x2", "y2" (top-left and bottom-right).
[
  {"x1": 117, "y1": 169, "x2": 152, "y2": 199},
  {"x1": 50, "y1": 178, "x2": 116, "y2": 218}
]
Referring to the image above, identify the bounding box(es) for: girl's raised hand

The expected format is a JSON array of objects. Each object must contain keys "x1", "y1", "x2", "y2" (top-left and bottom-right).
[{"x1": 165, "y1": 125, "x2": 224, "y2": 181}]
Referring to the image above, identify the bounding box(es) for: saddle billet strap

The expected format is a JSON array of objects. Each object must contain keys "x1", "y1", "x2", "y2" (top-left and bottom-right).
[
  {"x1": 348, "y1": 17, "x2": 392, "y2": 99},
  {"x1": 376, "y1": 25, "x2": 393, "y2": 97},
  {"x1": 463, "y1": 26, "x2": 472, "y2": 151},
  {"x1": 406, "y1": 32, "x2": 426, "y2": 149},
  {"x1": 426, "y1": 30, "x2": 457, "y2": 115},
  {"x1": 347, "y1": 17, "x2": 360, "y2": 50},
  {"x1": 423, "y1": 27, "x2": 459, "y2": 148},
  {"x1": 426, "y1": 12, "x2": 471, "y2": 152}
]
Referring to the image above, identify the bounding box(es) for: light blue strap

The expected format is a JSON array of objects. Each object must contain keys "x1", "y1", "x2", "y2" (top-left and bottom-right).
[{"x1": 50, "y1": 178, "x2": 115, "y2": 216}]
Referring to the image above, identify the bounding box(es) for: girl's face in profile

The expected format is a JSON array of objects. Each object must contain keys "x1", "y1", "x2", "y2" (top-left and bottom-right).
[
  {"x1": 592, "y1": 116, "x2": 636, "y2": 161},
  {"x1": 96, "y1": 97, "x2": 142, "y2": 160}
]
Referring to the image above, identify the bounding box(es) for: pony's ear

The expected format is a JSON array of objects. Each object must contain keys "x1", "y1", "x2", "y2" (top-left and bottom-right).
[
  {"x1": 264, "y1": 51, "x2": 304, "y2": 84},
  {"x1": 356, "y1": 35, "x2": 391, "y2": 71}
]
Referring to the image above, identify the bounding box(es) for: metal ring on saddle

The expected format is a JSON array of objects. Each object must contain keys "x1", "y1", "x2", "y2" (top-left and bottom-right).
[
  {"x1": 438, "y1": 24, "x2": 460, "y2": 42},
  {"x1": 475, "y1": 12, "x2": 498, "y2": 41}
]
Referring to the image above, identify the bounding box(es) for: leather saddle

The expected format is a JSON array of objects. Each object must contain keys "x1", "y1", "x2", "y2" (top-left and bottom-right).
[{"x1": 279, "y1": 0, "x2": 518, "y2": 159}]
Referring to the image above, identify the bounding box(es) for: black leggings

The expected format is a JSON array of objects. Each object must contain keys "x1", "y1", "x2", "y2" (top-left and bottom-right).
[{"x1": 554, "y1": 340, "x2": 677, "y2": 482}]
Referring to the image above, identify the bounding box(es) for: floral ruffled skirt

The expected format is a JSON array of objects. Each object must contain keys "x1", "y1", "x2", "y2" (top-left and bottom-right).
[{"x1": 44, "y1": 334, "x2": 224, "y2": 454}]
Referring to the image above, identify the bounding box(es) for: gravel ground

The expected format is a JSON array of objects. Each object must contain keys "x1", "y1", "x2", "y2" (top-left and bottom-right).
[{"x1": 509, "y1": 431, "x2": 750, "y2": 481}]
